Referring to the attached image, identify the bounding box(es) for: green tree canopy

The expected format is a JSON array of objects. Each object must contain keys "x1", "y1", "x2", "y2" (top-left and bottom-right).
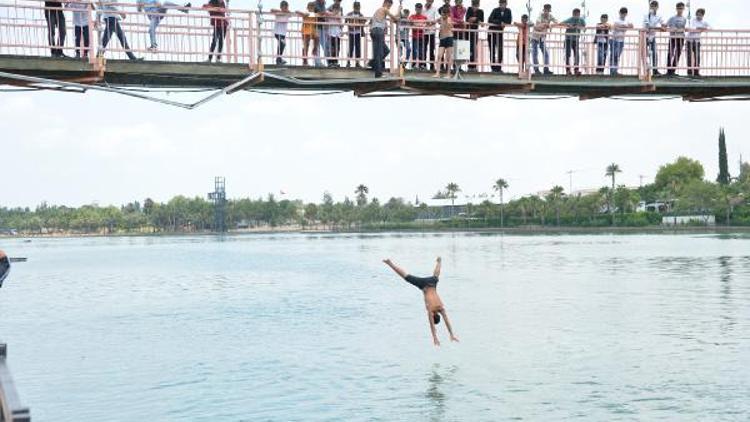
[{"x1": 654, "y1": 156, "x2": 705, "y2": 191}]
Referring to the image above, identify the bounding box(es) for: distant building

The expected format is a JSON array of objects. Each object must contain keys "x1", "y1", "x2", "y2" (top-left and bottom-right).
[
  {"x1": 637, "y1": 201, "x2": 671, "y2": 213},
  {"x1": 415, "y1": 198, "x2": 474, "y2": 220},
  {"x1": 662, "y1": 215, "x2": 716, "y2": 226}
]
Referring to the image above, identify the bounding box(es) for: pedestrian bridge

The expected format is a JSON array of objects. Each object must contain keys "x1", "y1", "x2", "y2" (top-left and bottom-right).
[{"x1": 2, "y1": 0, "x2": 750, "y2": 106}]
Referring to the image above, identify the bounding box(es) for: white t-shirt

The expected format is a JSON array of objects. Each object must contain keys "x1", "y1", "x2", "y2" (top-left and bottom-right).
[
  {"x1": 612, "y1": 17, "x2": 631, "y2": 41},
  {"x1": 687, "y1": 18, "x2": 710, "y2": 40},
  {"x1": 643, "y1": 13, "x2": 663, "y2": 40},
  {"x1": 424, "y1": 5, "x2": 437, "y2": 22},
  {"x1": 274, "y1": 13, "x2": 290, "y2": 35}
]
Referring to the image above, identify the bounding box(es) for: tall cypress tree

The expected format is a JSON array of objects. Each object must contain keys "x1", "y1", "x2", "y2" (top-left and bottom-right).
[{"x1": 717, "y1": 128, "x2": 731, "y2": 185}]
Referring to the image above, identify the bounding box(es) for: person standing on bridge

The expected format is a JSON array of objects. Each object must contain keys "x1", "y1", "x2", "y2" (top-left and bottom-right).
[
  {"x1": 97, "y1": 0, "x2": 143, "y2": 60},
  {"x1": 487, "y1": 0, "x2": 512, "y2": 73},
  {"x1": 562, "y1": 8, "x2": 586, "y2": 76},
  {"x1": 666, "y1": 2, "x2": 687, "y2": 76},
  {"x1": 203, "y1": 0, "x2": 228, "y2": 62},
  {"x1": 423, "y1": 0, "x2": 438, "y2": 71},
  {"x1": 45, "y1": 0, "x2": 67, "y2": 57},
  {"x1": 137, "y1": 0, "x2": 191, "y2": 53},
  {"x1": 594, "y1": 14, "x2": 610, "y2": 74},
  {"x1": 66, "y1": 0, "x2": 92, "y2": 59},
  {"x1": 369, "y1": 0, "x2": 401, "y2": 78},
  {"x1": 686, "y1": 8, "x2": 709, "y2": 77},
  {"x1": 271, "y1": 1, "x2": 292, "y2": 65},
  {"x1": 464, "y1": 0, "x2": 483, "y2": 72},
  {"x1": 314, "y1": 0, "x2": 330, "y2": 66},
  {"x1": 433, "y1": 6, "x2": 454, "y2": 77},
  {"x1": 531, "y1": 4, "x2": 557, "y2": 75},
  {"x1": 345, "y1": 1, "x2": 366, "y2": 67},
  {"x1": 644, "y1": 1, "x2": 665, "y2": 76},
  {"x1": 609, "y1": 7, "x2": 632, "y2": 76}
]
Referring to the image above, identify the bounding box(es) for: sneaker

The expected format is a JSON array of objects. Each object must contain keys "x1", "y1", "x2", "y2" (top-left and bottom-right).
[
  {"x1": 148, "y1": 46, "x2": 158, "y2": 52},
  {"x1": 653, "y1": 70, "x2": 661, "y2": 76},
  {"x1": 182, "y1": 2, "x2": 190, "y2": 12},
  {"x1": 276, "y1": 57, "x2": 283, "y2": 65},
  {"x1": 216, "y1": 57, "x2": 222, "y2": 62},
  {"x1": 534, "y1": 69, "x2": 542, "y2": 75},
  {"x1": 543, "y1": 69, "x2": 553, "y2": 75}
]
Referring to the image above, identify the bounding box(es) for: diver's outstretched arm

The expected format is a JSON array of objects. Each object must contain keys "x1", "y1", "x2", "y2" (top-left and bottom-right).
[
  {"x1": 441, "y1": 310, "x2": 459, "y2": 342},
  {"x1": 433, "y1": 256, "x2": 442, "y2": 278},
  {"x1": 428, "y1": 311, "x2": 440, "y2": 346},
  {"x1": 383, "y1": 258, "x2": 408, "y2": 278}
]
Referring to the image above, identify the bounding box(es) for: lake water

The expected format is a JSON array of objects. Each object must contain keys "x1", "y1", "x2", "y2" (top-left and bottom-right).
[{"x1": 1, "y1": 233, "x2": 749, "y2": 421}]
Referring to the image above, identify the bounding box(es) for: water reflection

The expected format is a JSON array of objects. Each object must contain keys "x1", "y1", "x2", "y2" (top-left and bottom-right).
[
  {"x1": 426, "y1": 364, "x2": 457, "y2": 422},
  {"x1": 717, "y1": 256, "x2": 736, "y2": 334}
]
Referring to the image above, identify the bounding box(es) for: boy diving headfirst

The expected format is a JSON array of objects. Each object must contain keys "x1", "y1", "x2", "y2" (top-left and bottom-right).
[{"x1": 383, "y1": 257, "x2": 459, "y2": 347}]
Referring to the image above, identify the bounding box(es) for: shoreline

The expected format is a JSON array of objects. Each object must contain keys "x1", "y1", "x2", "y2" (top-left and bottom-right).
[{"x1": 3, "y1": 225, "x2": 750, "y2": 240}]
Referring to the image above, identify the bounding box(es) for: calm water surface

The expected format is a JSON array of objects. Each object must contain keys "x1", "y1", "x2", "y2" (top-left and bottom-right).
[{"x1": 1, "y1": 233, "x2": 749, "y2": 421}]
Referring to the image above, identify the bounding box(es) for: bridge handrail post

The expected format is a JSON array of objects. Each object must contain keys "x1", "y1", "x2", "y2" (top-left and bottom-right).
[
  {"x1": 249, "y1": 11, "x2": 257, "y2": 70},
  {"x1": 86, "y1": 2, "x2": 96, "y2": 65},
  {"x1": 389, "y1": 20, "x2": 397, "y2": 75},
  {"x1": 638, "y1": 29, "x2": 652, "y2": 82}
]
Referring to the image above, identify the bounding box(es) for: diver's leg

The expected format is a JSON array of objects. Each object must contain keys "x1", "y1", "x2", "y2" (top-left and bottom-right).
[{"x1": 383, "y1": 259, "x2": 408, "y2": 278}]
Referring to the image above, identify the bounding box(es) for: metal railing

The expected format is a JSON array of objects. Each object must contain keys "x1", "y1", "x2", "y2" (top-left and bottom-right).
[
  {"x1": 1, "y1": 1, "x2": 750, "y2": 80},
  {"x1": 0, "y1": 344, "x2": 30, "y2": 422}
]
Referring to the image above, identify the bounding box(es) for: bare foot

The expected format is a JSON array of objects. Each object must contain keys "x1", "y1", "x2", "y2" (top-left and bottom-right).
[{"x1": 432, "y1": 73, "x2": 440, "y2": 78}]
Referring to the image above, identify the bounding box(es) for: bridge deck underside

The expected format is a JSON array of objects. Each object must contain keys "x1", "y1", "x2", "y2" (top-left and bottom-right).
[{"x1": 2, "y1": 55, "x2": 750, "y2": 100}]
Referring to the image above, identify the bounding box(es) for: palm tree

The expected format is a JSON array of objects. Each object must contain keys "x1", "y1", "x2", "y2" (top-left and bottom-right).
[
  {"x1": 493, "y1": 178, "x2": 509, "y2": 227},
  {"x1": 354, "y1": 184, "x2": 369, "y2": 207},
  {"x1": 445, "y1": 182, "x2": 461, "y2": 217},
  {"x1": 605, "y1": 163, "x2": 622, "y2": 225},
  {"x1": 547, "y1": 185, "x2": 565, "y2": 226}
]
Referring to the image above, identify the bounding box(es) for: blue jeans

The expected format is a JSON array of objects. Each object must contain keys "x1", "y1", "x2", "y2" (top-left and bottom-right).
[
  {"x1": 609, "y1": 40, "x2": 624, "y2": 75},
  {"x1": 317, "y1": 26, "x2": 329, "y2": 66},
  {"x1": 146, "y1": 2, "x2": 180, "y2": 48},
  {"x1": 399, "y1": 37, "x2": 411, "y2": 66},
  {"x1": 531, "y1": 38, "x2": 549, "y2": 72}
]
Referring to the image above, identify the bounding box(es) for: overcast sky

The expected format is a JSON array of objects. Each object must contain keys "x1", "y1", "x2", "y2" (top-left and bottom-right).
[{"x1": 1, "y1": 0, "x2": 747, "y2": 208}]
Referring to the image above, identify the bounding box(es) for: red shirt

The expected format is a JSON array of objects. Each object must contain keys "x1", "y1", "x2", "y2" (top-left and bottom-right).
[
  {"x1": 450, "y1": 5, "x2": 466, "y2": 28},
  {"x1": 409, "y1": 14, "x2": 428, "y2": 38}
]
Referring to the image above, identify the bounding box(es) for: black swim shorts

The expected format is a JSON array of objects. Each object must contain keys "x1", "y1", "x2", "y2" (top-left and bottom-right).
[
  {"x1": 439, "y1": 37, "x2": 454, "y2": 48},
  {"x1": 404, "y1": 274, "x2": 439, "y2": 290}
]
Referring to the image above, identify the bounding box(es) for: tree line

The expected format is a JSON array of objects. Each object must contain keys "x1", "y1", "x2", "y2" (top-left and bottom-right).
[{"x1": 2, "y1": 154, "x2": 749, "y2": 235}]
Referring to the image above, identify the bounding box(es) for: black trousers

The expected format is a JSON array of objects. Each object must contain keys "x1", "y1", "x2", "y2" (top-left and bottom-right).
[
  {"x1": 667, "y1": 37, "x2": 684, "y2": 74},
  {"x1": 329, "y1": 36, "x2": 340, "y2": 65},
  {"x1": 424, "y1": 33, "x2": 436, "y2": 70},
  {"x1": 489, "y1": 32, "x2": 504, "y2": 71},
  {"x1": 370, "y1": 27, "x2": 389, "y2": 77},
  {"x1": 101, "y1": 17, "x2": 137, "y2": 60},
  {"x1": 74, "y1": 25, "x2": 90, "y2": 58},
  {"x1": 348, "y1": 33, "x2": 361, "y2": 62},
  {"x1": 468, "y1": 30, "x2": 478, "y2": 70},
  {"x1": 45, "y1": 8, "x2": 66, "y2": 56},
  {"x1": 686, "y1": 40, "x2": 701, "y2": 75},
  {"x1": 275, "y1": 34, "x2": 286, "y2": 58},
  {"x1": 209, "y1": 24, "x2": 226, "y2": 61},
  {"x1": 565, "y1": 37, "x2": 580, "y2": 71}
]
